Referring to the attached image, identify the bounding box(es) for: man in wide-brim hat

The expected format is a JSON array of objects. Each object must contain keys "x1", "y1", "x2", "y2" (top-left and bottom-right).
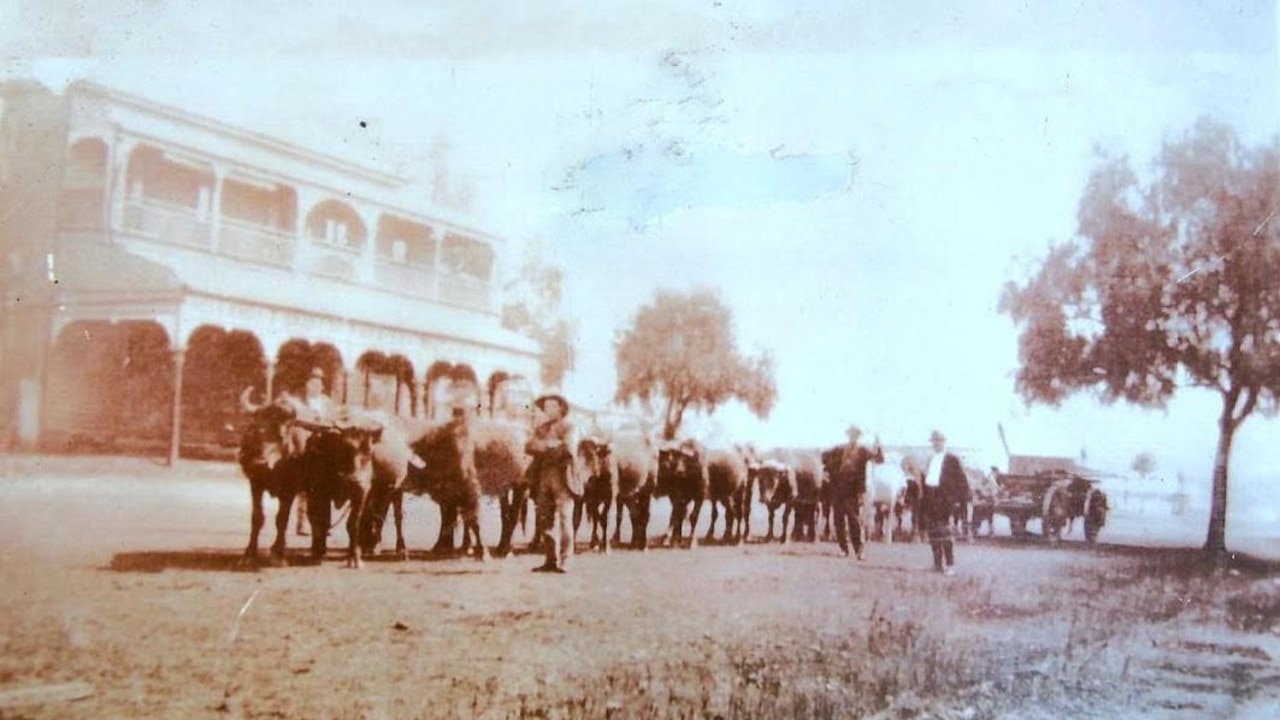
[
  {"x1": 532, "y1": 393, "x2": 570, "y2": 414},
  {"x1": 525, "y1": 392, "x2": 578, "y2": 573}
]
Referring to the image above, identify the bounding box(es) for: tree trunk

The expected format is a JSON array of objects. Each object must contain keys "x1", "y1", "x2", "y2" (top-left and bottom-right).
[
  {"x1": 662, "y1": 396, "x2": 688, "y2": 442},
  {"x1": 1204, "y1": 402, "x2": 1237, "y2": 555},
  {"x1": 661, "y1": 397, "x2": 677, "y2": 441}
]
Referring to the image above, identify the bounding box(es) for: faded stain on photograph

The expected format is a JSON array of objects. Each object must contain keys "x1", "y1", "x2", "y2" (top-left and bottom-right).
[{"x1": 1, "y1": 1, "x2": 1278, "y2": 718}]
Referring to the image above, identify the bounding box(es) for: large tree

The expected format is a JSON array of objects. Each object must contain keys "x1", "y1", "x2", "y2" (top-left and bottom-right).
[
  {"x1": 614, "y1": 288, "x2": 777, "y2": 440},
  {"x1": 1130, "y1": 451, "x2": 1156, "y2": 479},
  {"x1": 1000, "y1": 118, "x2": 1280, "y2": 554},
  {"x1": 501, "y1": 241, "x2": 575, "y2": 388}
]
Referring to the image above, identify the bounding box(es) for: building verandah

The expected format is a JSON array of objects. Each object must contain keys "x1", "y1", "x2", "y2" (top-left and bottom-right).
[{"x1": 14, "y1": 252, "x2": 538, "y2": 464}]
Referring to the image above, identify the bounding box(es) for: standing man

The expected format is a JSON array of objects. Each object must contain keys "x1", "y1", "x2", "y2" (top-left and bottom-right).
[
  {"x1": 526, "y1": 393, "x2": 578, "y2": 574},
  {"x1": 831, "y1": 424, "x2": 884, "y2": 560},
  {"x1": 293, "y1": 367, "x2": 340, "y2": 536},
  {"x1": 922, "y1": 429, "x2": 966, "y2": 574}
]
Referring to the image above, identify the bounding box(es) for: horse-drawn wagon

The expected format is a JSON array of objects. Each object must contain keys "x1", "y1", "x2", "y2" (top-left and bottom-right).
[{"x1": 979, "y1": 469, "x2": 1108, "y2": 543}]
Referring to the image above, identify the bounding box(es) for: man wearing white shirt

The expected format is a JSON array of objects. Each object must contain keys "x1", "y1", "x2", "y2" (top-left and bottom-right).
[{"x1": 923, "y1": 429, "x2": 967, "y2": 574}]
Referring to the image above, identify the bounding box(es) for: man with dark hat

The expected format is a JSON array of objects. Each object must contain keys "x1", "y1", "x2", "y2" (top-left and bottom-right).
[
  {"x1": 831, "y1": 424, "x2": 884, "y2": 560},
  {"x1": 525, "y1": 392, "x2": 578, "y2": 573}
]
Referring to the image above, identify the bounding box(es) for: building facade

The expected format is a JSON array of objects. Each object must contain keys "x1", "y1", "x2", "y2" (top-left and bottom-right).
[{"x1": 0, "y1": 79, "x2": 540, "y2": 462}]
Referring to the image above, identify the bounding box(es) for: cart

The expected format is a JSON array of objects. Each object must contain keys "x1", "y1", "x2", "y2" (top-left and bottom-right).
[{"x1": 988, "y1": 469, "x2": 1108, "y2": 543}]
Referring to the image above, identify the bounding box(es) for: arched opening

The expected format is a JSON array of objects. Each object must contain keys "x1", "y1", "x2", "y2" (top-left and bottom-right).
[
  {"x1": 489, "y1": 372, "x2": 533, "y2": 422},
  {"x1": 449, "y1": 364, "x2": 480, "y2": 417},
  {"x1": 45, "y1": 320, "x2": 174, "y2": 454},
  {"x1": 122, "y1": 144, "x2": 216, "y2": 250},
  {"x1": 423, "y1": 360, "x2": 455, "y2": 421},
  {"x1": 59, "y1": 137, "x2": 107, "y2": 229},
  {"x1": 219, "y1": 173, "x2": 298, "y2": 267},
  {"x1": 376, "y1": 215, "x2": 435, "y2": 266},
  {"x1": 352, "y1": 351, "x2": 416, "y2": 415},
  {"x1": 439, "y1": 233, "x2": 495, "y2": 310},
  {"x1": 388, "y1": 354, "x2": 415, "y2": 416},
  {"x1": 303, "y1": 200, "x2": 366, "y2": 282},
  {"x1": 181, "y1": 325, "x2": 267, "y2": 451},
  {"x1": 275, "y1": 339, "x2": 346, "y2": 401},
  {"x1": 485, "y1": 370, "x2": 510, "y2": 418},
  {"x1": 305, "y1": 200, "x2": 367, "y2": 249},
  {"x1": 373, "y1": 215, "x2": 437, "y2": 299}
]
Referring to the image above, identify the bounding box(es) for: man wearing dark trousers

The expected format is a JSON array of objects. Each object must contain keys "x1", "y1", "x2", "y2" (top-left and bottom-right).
[
  {"x1": 923, "y1": 429, "x2": 966, "y2": 574},
  {"x1": 830, "y1": 425, "x2": 884, "y2": 560}
]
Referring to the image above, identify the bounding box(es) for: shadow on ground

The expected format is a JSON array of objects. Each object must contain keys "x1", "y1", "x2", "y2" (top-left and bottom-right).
[
  {"x1": 971, "y1": 535, "x2": 1280, "y2": 576},
  {"x1": 105, "y1": 547, "x2": 499, "y2": 573}
]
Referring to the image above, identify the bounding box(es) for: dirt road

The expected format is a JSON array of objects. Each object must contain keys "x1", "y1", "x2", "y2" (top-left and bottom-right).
[{"x1": 1, "y1": 457, "x2": 1278, "y2": 719}]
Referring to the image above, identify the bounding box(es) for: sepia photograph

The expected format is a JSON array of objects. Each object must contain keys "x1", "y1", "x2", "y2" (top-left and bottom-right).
[{"x1": 1, "y1": 1, "x2": 1278, "y2": 717}]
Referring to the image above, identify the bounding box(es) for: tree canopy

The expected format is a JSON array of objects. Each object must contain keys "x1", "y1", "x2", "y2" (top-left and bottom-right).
[
  {"x1": 1000, "y1": 117, "x2": 1280, "y2": 554},
  {"x1": 501, "y1": 241, "x2": 575, "y2": 388},
  {"x1": 614, "y1": 288, "x2": 777, "y2": 441},
  {"x1": 1130, "y1": 451, "x2": 1156, "y2": 479}
]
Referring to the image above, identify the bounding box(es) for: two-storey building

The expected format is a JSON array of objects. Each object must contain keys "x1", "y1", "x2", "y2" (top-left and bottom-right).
[{"x1": 0, "y1": 79, "x2": 540, "y2": 462}]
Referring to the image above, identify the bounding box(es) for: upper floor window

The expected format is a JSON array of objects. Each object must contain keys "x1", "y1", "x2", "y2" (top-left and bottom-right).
[
  {"x1": 376, "y1": 214, "x2": 436, "y2": 266},
  {"x1": 305, "y1": 199, "x2": 366, "y2": 251},
  {"x1": 441, "y1": 232, "x2": 494, "y2": 281},
  {"x1": 221, "y1": 174, "x2": 297, "y2": 232},
  {"x1": 124, "y1": 144, "x2": 214, "y2": 210}
]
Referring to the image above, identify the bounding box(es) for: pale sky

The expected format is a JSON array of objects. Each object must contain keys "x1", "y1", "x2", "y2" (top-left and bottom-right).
[{"x1": 4, "y1": 1, "x2": 1279, "y2": 509}]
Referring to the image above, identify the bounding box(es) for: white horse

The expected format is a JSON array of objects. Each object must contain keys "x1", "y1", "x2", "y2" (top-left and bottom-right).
[{"x1": 867, "y1": 456, "x2": 911, "y2": 543}]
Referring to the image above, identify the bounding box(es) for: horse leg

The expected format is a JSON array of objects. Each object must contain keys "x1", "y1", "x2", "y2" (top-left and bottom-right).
[
  {"x1": 393, "y1": 489, "x2": 407, "y2": 560},
  {"x1": 663, "y1": 500, "x2": 680, "y2": 547},
  {"x1": 497, "y1": 492, "x2": 514, "y2": 557},
  {"x1": 243, "y1": 483, "x2": 266, "y2": 565},
  {"x1": 347, "y1": 490, "x2": 365, "y2": 569},
  {"x1": 705, "y1": 501, "x2": 719, "y2": 544},
  {"x1": 688, "y1": 499, "x2": 704, "y2": 549},
  {"x1": 432, "y1": 503, "x2": 457, "y2": 555},
  {"x1": 359, "y1": 486, "x2": 385, "y2": 558},
  {"x1": 601, "y1": 490, "x2": 613, "y2": 554},
  {"x1": 271, "y1": 491, "x2": 296, "y2": 566},
  {"x1": 295, "y1": 491, "x2": 309, "y2": 536},
  {"x1": 612, "y1": 495, "x2": 626, "y2": 546},
  {"x1": 308, "y1": 491, "x2": 330, "y2": 562},
  {"x1": 572, "y1": 494, "x2": 585, "y2": 543},
  {"x1": 467, "y1": 502, "x2": 488, "y2": 562}
]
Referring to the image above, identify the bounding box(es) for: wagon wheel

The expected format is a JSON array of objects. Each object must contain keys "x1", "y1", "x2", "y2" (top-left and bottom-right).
[
  {"x1": 1041, "y1": 486, "x2": 1068, "y2": 542},
  {"x1": 1083, "y1": 488, "x2": 1107, "y2": 544}
]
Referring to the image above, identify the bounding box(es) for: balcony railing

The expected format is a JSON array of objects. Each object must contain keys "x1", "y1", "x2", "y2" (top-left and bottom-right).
[
  {"x1": 307, "y1": 243, "x2": 361, "y2": 283},
  {"x1": 373, "y1": 260, "x2": 435, "y2": 300},
  {"x1": 109, "y1": 196, "x2": 494, "y2": 311},
  {"x1": 439, "y1": 271, "x2": 491, "y2": 312},
  {"x1": 219, "y1": 216, "x2": 295, "y2": 268},
  {"x1": 58, "y1": 189, "x2": 106, "y2": 229},
  {"x1": 121, "y1": 197, "x2": 212, "y2": 251}
]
